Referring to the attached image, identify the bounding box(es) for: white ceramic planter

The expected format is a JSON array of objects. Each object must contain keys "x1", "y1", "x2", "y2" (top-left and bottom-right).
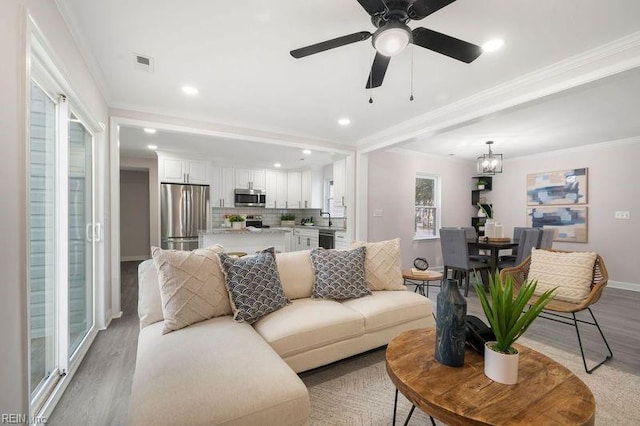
[
  {"x1": 484, "y1": 342, "x2": 519, "y2": 385},
  {"x1": 232, "y1": 221, "x2": 242, "y2": 230}
]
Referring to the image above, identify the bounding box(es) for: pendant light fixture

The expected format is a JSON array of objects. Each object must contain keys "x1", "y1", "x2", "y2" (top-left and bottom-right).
[{"x1": 476, "y1": 141, "x2": 503, "y2": 175}]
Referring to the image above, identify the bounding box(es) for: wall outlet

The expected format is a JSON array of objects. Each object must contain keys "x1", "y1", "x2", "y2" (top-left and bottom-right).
[
  {"x1": 373, "y1": 209, "x2": 383, "y2": 217},
  {"x1": 614, "y1": 211, "x2": 631, "y2": 219}
]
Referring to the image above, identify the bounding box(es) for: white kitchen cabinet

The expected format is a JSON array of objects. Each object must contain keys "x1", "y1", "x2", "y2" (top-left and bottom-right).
[
  {"x1": 282, "y1": 228, "x2": 294, "y2": 252},
  {"x1": 265, "y1": 170, "x2": 287, "y2": 209},
  {"x1": 287, "y1": 171, "x2": 302, "y2": 209},
  {"x1": 160, "y1": 156, "x2": 209, "y2": 184},
  {"x1": 235, "y1": 168, "x2": 266, "y2": 190},
  {"x1": 293, "y1": 228, "x2": 319, "y2": 251},
  {"x1": 334, "y1": 231, "x2": 350, "y2": 250},
  {"x1": 333, "y1": 158, "x2": 346, "y2": 207},
  {"x1": 301, "y1": 169, "x2": 323, "y2": 209},
  {"x1": 211, "y1": 166, "x2": 236, "y2": 208}
]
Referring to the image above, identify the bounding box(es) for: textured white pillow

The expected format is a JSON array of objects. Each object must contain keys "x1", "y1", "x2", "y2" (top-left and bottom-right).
[
  {"x1": 351, "y1": 238, "x2": 406, "y2": 291},
  {"x1": 152, "y1": 246, "x2": 231, "y2": 334},
  {"x1": 528, "y1": 249, "x2": 597, "y2": 303}
]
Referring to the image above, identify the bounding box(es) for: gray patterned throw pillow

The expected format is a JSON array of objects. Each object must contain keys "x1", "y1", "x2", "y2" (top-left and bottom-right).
[
  {"x1": 310, "y1": 247, "x2": 371, "y2": 300},
  {"x1": 218, "y1": 247, "x2": 290, "y2": 324}
]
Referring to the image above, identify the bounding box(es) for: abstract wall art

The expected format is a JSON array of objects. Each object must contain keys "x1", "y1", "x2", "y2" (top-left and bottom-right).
[
  {"x1": 527, "y1": 168, "x2": 588, "y2": 205},
  {"x1": 526, "y1": 206, "x2": 588, "y2": 243}
]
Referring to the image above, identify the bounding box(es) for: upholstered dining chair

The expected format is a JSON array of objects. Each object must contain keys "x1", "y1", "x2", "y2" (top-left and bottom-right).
[
  {"x1": 440, "y1": 228, "x2": 490, "y2": 296},
  {"x1": 501, "y1": 226, "x2": 533, "y2": 261},
  {"x1": 500, "y1": 249, "x2": 613, "y2": 373},
  {"x1": 441, "y1": 226, "x2": 489, "y2": 263},
  {"x1": 498, "y1": 229, "x2": 540, "y2": 270},
  {"x1": 537, "y1": 228, "x2": 555, "y2": 249}
]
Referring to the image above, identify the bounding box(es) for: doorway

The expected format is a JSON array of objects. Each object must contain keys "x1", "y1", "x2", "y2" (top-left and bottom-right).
[{"x1": 119, "y1": 169, "x2": 151, "y2": 261}]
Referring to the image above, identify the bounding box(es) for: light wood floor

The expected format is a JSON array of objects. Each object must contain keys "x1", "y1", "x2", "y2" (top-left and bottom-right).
[{"x1": 48, "y1": 262, "x2": 640, "y2": 425}]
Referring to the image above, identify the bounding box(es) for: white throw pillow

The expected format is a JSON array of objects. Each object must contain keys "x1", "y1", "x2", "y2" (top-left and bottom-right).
[
  {"x1": 528, "y1": 248, "x2": 597, "y2": 303},
  {"x1": 351, "y1": 238, "x2": 406, "y2": 291},
  {"x1": 152, "y1": 245, "x2": 231, "y2": 334}
]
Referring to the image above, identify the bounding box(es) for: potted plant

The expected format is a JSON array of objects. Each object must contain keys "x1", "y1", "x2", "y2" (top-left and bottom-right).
[
  {"x1": 474, "y1": 274, "x2": 555, "y2": 384},
  {"x1": 280, "y1": 213, "x2": 296, "y2": 227},
  {"x1": 477, "y1": 179, "x2": 488, "y2": 190},
  {"x1": 228, "y1": 214, "x2": 245, "y2": 230}
]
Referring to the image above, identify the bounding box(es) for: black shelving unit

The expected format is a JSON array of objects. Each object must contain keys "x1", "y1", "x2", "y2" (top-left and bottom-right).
[{"x1": 471, "y1": 176, "x2": 492, "y2": 236}]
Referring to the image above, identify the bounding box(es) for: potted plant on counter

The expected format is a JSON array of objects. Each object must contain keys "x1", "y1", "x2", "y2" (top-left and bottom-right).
[
  {"x1": 474, "y1": 274, "x2": 555, "y2": 385},
  {"x1": 228, "y1": 215, "x2": 245, "y2": 230},
  {"x1": 280, "y1": 213, "x2": 296, "y2": 227}
]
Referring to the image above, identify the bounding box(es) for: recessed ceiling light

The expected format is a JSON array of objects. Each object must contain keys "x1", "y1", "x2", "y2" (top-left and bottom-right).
[
  {"x1": 338, "y1": 117, "x2": 351, "y2": 126},
  {"x1": 147, "y1": 144, "x2": 158, "y2": 150},
  {"x1": 143, "y1": 128, "x2": 157, "y2": 134},
  {"x1": 482, "y1": 39, "x2": 505, "y2": 53},
  {"x1": 303, "y1": 149, "x2": 312, "y2": 155},
  {"x1": 274, "y1": 163, "x2": 281, "y2": 168},
  {"x1": 182, "y1": 86, "x2": 199, "y2": 96}
]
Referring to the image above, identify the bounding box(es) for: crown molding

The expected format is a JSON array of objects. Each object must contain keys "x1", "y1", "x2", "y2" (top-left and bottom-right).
[{"x1": 357, "y1": 31, "x2": 640, "y2": 154}]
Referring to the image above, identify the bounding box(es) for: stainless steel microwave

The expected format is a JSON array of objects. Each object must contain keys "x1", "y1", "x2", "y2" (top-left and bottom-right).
[{"x1": 234, "y1": 189, "x2": 266, "y2": 207}]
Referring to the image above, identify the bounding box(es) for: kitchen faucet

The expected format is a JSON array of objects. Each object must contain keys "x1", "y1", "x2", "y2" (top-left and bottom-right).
[{"x1": 320, "y1": 211, "x2": 332, "y2": 227}]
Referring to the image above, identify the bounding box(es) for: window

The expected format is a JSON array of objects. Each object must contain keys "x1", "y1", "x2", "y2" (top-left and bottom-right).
[
  {"x1": 414, "y1": 174, "x2": 440, "y2": 239},
  {"x1": 326, "y1": 179, "x2": 345, "y2": 218}
]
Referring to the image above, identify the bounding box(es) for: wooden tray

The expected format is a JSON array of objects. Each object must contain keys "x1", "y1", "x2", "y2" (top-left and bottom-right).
[{"x1": 484, "y1": 237, "x2": 511, "y2": 242}]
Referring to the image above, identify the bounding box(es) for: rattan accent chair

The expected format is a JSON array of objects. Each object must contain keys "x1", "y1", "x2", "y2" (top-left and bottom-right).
[{"x1": 500, "y1": 249, "x2": 613, "y2": 373}]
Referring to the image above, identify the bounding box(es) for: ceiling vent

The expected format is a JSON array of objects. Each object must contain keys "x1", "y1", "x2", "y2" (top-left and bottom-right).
[{"x1": 132, "y1": 53, "x2": 154, "y2": 73}]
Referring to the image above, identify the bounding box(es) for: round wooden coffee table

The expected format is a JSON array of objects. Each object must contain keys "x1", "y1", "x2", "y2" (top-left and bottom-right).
[
  {"x1": 402, "y1": 269, "x2": 443, "y2": 297},
  {"x1": 386, "y1": 328, "x2": 595, "y2": 426}
]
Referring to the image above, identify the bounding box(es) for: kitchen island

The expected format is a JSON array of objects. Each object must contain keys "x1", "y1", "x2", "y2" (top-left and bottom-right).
[{"x1": 198, "y1": 228, "x2": 290, "y2": 254}]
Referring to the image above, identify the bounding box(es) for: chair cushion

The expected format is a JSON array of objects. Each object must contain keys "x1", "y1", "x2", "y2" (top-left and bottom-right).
[
  {"x1": 528, "y1": 249, "x2": 597, "y2": 303},
  {"x1": 351, "y1": 238, "x2": 406, "y2": 291},
  {"x1": 253, "y1": 298, "x2": 365, "y2": 358},
  {"x1": 219, "y1": 247, "x2": 290, "y2": 324},
  {"x1": 129, "y1": 316, "x2": 310, "y2": 425},
  {"x1": 310, "y1": 247, "x2": 371, "y2": 300},
  {"x1": 341, "y1": 291, "x2": 432, "y2": 332},
  {"x1": 151, "y1": 246, "x2": 231, "y2": 334},
  {"x1": 275, "y1": 250, "x2": 314, "y2": 300}
]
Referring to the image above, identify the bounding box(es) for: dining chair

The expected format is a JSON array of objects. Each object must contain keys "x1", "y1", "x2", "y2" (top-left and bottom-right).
[
  {"x1": 537, "y1": 228, "x2": 555, "y2": 249},
  {"x1": 498, "y1": 229, "x2": 540, "y2": 270},
  {"x1": 502, "y1": 226, "x2": 533, "y2": 261},
  {"x1": 440, "y1": 228, "x2": 490, "y2": 296},
  {"x1": 441, "y1": 226, "x2": 489, "y2": 263}
]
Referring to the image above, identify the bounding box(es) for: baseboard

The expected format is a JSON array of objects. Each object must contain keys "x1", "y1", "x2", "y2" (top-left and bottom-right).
[
  {"x1": 121, "y1": 255, "x2": 149, "y2": 262},
  {"x1": 608, "y1": 280, "x2": 640, "y2": 292}
]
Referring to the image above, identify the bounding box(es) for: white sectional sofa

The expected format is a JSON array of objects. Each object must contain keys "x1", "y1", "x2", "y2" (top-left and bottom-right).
[{"x1": 129, "y1": 249, "x2": 434, "y2": 425}]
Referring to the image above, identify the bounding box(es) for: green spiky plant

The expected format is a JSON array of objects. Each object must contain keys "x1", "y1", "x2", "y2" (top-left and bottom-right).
[{"x1": 474, "y1": 274, "x2": 556, "y2": 354}]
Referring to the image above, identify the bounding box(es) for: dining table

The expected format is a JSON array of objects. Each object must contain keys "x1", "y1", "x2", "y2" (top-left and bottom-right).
[{"x1": 469, "y1": 238, "x2": 519, "y2": 275}]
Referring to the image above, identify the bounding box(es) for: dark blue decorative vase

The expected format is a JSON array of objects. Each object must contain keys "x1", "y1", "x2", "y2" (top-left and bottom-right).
[{"x1": 435, "y1": 279, "x2": 467, "y2": 367}]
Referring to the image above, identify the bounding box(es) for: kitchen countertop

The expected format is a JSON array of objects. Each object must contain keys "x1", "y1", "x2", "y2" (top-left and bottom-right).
[{"x1": 199, "y1": 228, "x2": 290, "y2": 235}]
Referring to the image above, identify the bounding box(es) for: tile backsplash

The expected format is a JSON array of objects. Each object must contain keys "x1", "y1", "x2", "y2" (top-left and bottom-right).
[{"x1": 211, "y1": 207, "x2": 346, "y2": 229}]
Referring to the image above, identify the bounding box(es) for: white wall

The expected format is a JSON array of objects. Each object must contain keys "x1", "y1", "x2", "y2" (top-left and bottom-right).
[
  {"x1": 0, "y1": 0, "x2": 109, "y2": 414},
  {"x1": 491, "y1": 139, "x2": 640, "y2": 287},
  {"x1": 120, "y1": 170, "x2": 151, "y2": 260},
  {"x1": 367, "y1": 149, "x2": 476, "y2": 269},
  {"x1": 120, "y1": 156, "x2": 159, "y2": 249}
]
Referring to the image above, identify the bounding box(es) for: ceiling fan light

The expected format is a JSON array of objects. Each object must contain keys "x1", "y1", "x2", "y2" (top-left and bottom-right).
[{"x1": 373, "y1": 25, "x2": 411, "y2": 57}]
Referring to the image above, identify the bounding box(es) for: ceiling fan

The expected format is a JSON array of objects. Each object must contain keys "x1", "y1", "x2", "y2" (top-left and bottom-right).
[{"x1": 290, "y1": 0, "x2": 482, "y2": 89}]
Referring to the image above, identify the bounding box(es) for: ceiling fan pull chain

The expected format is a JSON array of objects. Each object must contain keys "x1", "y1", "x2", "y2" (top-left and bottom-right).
[
  {"x1": 369, "y1": 46, "x2": 374, "y2": 104},
  {"x1": 410, "y1": 44, "x2": 414, "y2": 101}
]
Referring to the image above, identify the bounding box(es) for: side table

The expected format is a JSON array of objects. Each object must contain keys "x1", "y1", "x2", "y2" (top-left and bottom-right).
[{"x1": 402, "y1": 269, "x2": 443, "y2": 297}]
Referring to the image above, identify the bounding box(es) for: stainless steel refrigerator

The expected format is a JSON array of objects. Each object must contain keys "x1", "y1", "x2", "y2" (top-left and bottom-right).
[{"x1": 161, "y1": 183, "x2": 210, "y2": 250}]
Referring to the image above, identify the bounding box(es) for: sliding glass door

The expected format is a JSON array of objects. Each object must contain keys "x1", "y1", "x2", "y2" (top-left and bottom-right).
[{"x1": 28, "y1": 80, "x2": 96, "y2": 410}]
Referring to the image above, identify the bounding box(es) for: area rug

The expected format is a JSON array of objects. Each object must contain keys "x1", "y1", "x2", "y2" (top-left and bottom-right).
[{"x1": 301, "y1": 337, "x2": 640, "y2": 425}]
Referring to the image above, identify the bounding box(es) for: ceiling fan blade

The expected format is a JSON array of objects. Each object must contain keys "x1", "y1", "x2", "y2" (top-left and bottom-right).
[
  {"x1": 356, "y1": 0, "x2": 387, "y2": 16},
  {"x1": 408, "y1": 0, "x2": 457, "y2": 20},
  {"x1": 412, "y1": 27, "x2": 482, "y2": 63},
  {"x1": 290, "y1": 31, "x2": 371, "y2": 58},
  {"x1": 365, "y1": 52, "x2": 391, "y2": 89}
]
